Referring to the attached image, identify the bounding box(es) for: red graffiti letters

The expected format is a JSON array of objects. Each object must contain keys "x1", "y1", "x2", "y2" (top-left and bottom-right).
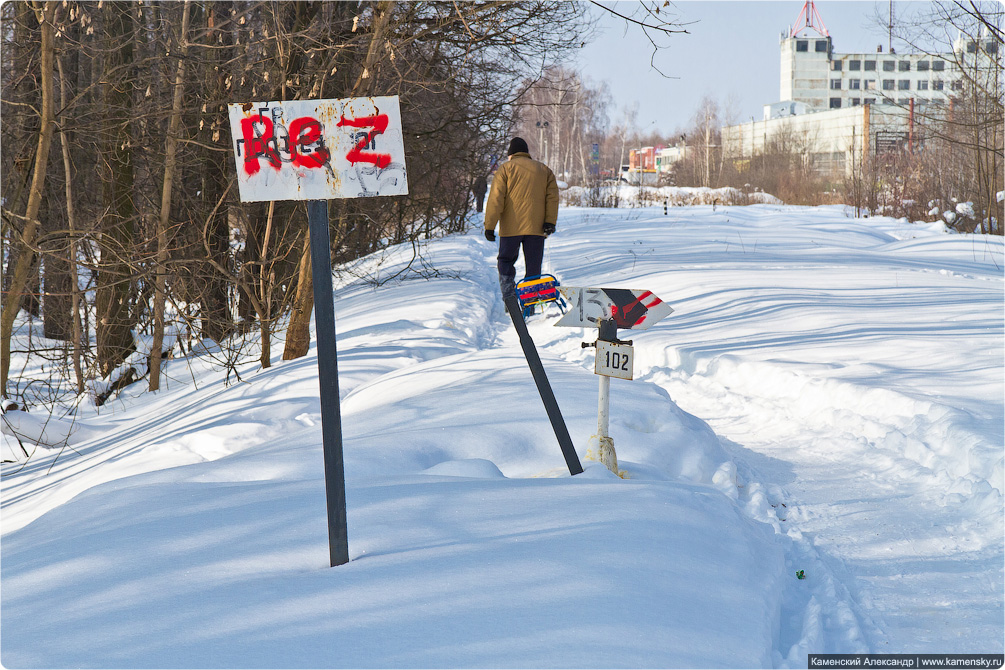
[
  {"x1": 289, "y1": 117, "x2": 330, "y2": 169},
  {"x1": 238, "y1": 109, "x2": 391, "y2": 177},
  {"x1": 337, "y1": 114, "x2": 392, "y2": 168},
  {"x1": 240, "y1": 115, "x2": 282, "y2": 175},
  {"x1": 239, "y1": 112, "x2": 329, "y2": 176}
]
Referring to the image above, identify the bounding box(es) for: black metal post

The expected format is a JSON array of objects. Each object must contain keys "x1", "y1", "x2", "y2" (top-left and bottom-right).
[
  {"x1": 307, "y1": 199, "x2": 350, "y2": 567},
  {"x1": 504, "y1": 295, "x2": 584, "y2": 476}
]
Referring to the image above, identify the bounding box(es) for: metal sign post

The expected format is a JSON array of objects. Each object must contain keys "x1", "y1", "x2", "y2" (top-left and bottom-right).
[
  {"x1": 307, "y1": 199, "x2": 349, "y2": 566},
  {"x1": 558, "y1": 287, "x2": 672, "y2": 474},
  {"x1": 229, "y1": 96, "x2": 407, "y2": 567},
  {"x1": 505, "y1": 295, "x2": 583, "y2": 476}
]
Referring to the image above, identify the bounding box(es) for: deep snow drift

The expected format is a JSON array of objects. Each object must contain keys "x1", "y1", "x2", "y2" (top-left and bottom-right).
[{"x1": 3, "y1": 203, "x2": 1002, "y2": 668}]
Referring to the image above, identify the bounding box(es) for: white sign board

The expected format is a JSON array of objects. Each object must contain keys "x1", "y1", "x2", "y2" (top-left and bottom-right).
[
  {"x1": 556, "y1": 287, "x2": 673, "y2": 330},
  {"x1": 595, "y1": 341, "x2": 634, "y2": 380},
  {"x1": 228, "y1": 96, "x2": 408, "y2": 202}
]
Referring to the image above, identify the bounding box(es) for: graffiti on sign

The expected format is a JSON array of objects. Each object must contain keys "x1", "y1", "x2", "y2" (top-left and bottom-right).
[{"x1": 228, "y1": 96, "x2": 408, "y2": 202}]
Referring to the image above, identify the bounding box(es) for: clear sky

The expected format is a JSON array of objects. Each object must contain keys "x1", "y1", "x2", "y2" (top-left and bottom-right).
[{"x1": 575, "y1": 1, "x2": 941, "y2": 135}]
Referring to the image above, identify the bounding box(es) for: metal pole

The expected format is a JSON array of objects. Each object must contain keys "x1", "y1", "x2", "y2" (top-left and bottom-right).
[
  {"x1": 307, "y1": 199, "x2": 350, "y2": 567},
  {"x1": 597, "y1": 374, "x2": 611, "y2": 438},
  {"x1": 592, "y1": 319, "x2": 619, "y2": 473},
  {"x1": 504, "y1": 295, "x2": 583, "y2": 476}
]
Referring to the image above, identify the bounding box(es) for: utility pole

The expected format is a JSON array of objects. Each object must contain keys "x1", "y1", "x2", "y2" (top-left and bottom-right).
[
  {"x1": 704, "y1": 110, "x2": 712, "y2": 188},
  {"x1": 536, "y1": 120, "x2": 549, "y2": 165}
]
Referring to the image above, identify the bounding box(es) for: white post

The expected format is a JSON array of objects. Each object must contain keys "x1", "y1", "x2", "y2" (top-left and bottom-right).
[
  {"x1": 590, "y1": 319, "x2": 619, "y2": 474},
  {"x1": 592, "y1": 373, "x2": 618, "y2": 473},
  {"x1": 598, "y1": 373, "x2": 610, "y2": 437}
]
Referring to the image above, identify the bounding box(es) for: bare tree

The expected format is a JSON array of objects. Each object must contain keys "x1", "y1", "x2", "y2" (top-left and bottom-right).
[
  {"x1": 1, "y1": 1, "x2": 56, "y2": 398},
  {"x1": 885, "y1": 1, "x2": 1003, "y2": 232}
]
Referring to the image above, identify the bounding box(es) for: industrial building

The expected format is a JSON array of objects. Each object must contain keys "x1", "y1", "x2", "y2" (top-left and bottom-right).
[
  {"x1": 722, "y1": 0, "x2": 995, "y2": 178},
  {"x1": 779, "y1": 2, "x2": 958, "y2": 113},
  {"x1": 723, "y1": 104, "x2": 916, "y2": 178}
]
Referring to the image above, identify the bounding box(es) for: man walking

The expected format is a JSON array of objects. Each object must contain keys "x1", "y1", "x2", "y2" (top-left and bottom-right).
[
  {"x1": 484, "y1": 137, "x2": 558, "y2": 299},
  {"x1": 471, "y1": 173, "x2": 488, "y2": 213}
]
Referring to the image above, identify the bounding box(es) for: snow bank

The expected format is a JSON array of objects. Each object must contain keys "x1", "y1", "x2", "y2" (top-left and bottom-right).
[
  {"x1": 3, "y1": 201, "x2": 1001, "y2": 666},
  {"x1": 562, "y1": 184, "x2": 782, "y2": 208}
]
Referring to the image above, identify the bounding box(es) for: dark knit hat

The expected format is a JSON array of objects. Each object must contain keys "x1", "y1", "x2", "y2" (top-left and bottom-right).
[{"x1": 507, "y1": 137, "x2": 529, "y2": 156}]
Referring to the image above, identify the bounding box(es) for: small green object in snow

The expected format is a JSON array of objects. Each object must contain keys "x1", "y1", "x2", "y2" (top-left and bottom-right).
[{"x1": 796, "y1": 570, "x2": 806, "y2": 580}]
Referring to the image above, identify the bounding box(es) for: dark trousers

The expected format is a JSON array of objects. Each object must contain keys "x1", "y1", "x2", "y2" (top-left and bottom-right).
[{"x1": 497, "y1": 235, "x2": 545, "y2": 295}]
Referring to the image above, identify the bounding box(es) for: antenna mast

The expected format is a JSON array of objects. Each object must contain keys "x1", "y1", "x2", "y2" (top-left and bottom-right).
[
  {"x1": 790, "y1": 0, "x2": 830, "y2": 38},
  {"x1": 888, "y1": 0, "x2": 895, "y2": 52}
]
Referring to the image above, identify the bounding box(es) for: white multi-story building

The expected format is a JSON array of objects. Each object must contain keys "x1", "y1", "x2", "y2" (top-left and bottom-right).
[
  {"x1": 780, "y1": 35, "x2": 962, "y2": 112},
  {"x1": 777, "y1": 0, "x2": 1000, "y2": 114}
]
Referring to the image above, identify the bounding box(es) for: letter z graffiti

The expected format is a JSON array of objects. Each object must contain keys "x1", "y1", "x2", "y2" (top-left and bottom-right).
[{"x1": 336, "y1": 114, "x2": 392, "y2": 169}]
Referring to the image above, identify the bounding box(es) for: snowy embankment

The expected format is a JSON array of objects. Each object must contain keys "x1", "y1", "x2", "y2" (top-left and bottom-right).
[
  {"x1": 3, "y1": 204, "x2": 1003, "y2": 668},
  {"x1": 563, "y1": 183, "x2": 783, "y2": 207}
]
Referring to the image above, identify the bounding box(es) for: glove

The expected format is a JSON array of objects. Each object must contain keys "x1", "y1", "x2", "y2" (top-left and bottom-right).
[
  {"x1": 542, "y1": 222, "x2": 556, "y2": 236},
  {"x1": 484, "y1": 229, "x2": 496, "y2": 242}
]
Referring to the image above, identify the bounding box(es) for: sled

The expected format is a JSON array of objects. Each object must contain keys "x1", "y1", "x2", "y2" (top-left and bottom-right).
[{"x1": 516, "y1": 274, "x2": 567, "y2": 318}]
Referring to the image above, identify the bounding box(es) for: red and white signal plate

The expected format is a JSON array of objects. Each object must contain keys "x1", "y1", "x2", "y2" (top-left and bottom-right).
[{"x1": 555, "y1": 287, "x2": 672, "y2": 330}]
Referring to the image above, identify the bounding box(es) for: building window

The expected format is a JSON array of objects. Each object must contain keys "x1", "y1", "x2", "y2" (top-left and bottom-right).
[
  {"x1": 850, "y1": 59, "x2": 861, "y2": 70},
  {"x1": 830, "y1": 98, "x2": 841, "y2": 108},
  {"x1": 796, "y1": 40, "x2": 808, "y2": 52},
  {"x1": 849, "y1": 79, "x2": 861, "y2": 89},
  {"x1": 864, "y1": 60, "x2": 877, "y2": 71},
  {"x1": 851, "y1": 98, "x2": 861, "y2": 106},
  {"x1": 951, "y1": 80, "x2": 964, "y2": 91},
  {"x1": 864, "y1": 97, "x2": 876, "y2": 104},
  {"x1": 882, "y1": 79, "x2": 895, "y2": 90},
  {"x1": 898, "y1": 98, "x2": 909, "y2": 105},
  {"x1": 933, "y1": 80, "x2": 944, "y2": 90},
  {"x1": 988, "y1": 41, "x2": 999, "y2": 54},
  {"x1": 816, "y1": 40, "x2": 829, "y2": 52},
  {"x1": 918, "y1": 80, "x2": 929, "y2": 90},
  {"x1": 898, "y1": 79, "x2": 910, "y2": 90},
  {"x1": 917, "y1": 60, "x2": 930, "y2": 71},
  {"x1": 865, "y1": 80, "x2": 876, "y2": 90},
  {"x1": 830, "y1": 79, "x2": 842, "y2": 90},
  {"x1": 899, "y1": 60, "x2": 911, "y2": 71},
  {"x1": 933, "y1": 60, "x2": 945, "y2": 71},
  {"x1": 883, "y1": 60, "x2": 896, "y2": 71},
  {"x1": 832, "y1": 60, "x2": 843, "y2": 71},
  {"x1": 966, "y1": 40, "x2": 977, "y2": 53}
]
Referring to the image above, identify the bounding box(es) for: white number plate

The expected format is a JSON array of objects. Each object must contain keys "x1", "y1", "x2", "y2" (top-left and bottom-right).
[{"x1": 595, "y1": 341, "x2": 633, "y2": 380}]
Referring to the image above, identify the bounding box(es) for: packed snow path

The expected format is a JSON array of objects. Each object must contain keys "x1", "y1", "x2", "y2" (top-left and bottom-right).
[
  {"x1": 537, "y1": 205, "x2": 1004, "y2": 657},
  {"x1": 3, "y1": 203, "x2": 1002, "y2": 667}
]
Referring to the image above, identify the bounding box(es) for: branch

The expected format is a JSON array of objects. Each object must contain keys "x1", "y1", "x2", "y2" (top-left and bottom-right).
[{"x1": 589, "y1": 1, "x2": 691, "y2": 35}]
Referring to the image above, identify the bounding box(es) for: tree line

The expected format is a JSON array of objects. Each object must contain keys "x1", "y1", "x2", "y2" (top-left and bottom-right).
[{"x1": 1, "y1": 0, "x2": 591, "y2": 405}]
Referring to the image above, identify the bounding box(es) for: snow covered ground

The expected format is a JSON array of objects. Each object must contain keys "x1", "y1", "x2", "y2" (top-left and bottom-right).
[{"x1": 2, "y1": 203, "x2": 1002, "y2": 668}]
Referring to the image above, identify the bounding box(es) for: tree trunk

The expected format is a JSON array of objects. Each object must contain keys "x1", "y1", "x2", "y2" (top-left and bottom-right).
[
  {"x1": 198, "y1": 0, "x2": 234, "y2": 343},
  {"x1": 95, "y1": 1, "x2": 137, "y2": 379},
  {"x1": 1, "y1": 1, "x2": 56, "y2": 398},
  {"x1": 258, "y1": 201, "x2": 275, "y2": 368},
  {"x1": 57, "y1": 55, "x2": 84, "y2": 394},
  {"x1": 41, "y1": 195, "x2": 71, "y2": 340},
  {"x1": 150, "y1": 1, "x2": 191, "y2": 392},
  {"x1": 282, "y1": 230, "x2": 313, "y2": 360}
]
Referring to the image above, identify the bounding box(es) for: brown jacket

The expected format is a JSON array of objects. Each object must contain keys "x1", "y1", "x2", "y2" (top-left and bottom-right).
[{"x1": 484, "y1": 153, "x2": 559, "y2": 237}]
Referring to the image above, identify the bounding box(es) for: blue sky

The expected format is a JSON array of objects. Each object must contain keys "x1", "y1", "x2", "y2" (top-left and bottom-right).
[{"x1": 575, "y1": 1, "x2": 940, "y2": 134}]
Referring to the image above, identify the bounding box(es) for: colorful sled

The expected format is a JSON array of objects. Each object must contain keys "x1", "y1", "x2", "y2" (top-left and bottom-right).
[{"x1": 516, "y1": 274, "x2": 567, "y2": 318}]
